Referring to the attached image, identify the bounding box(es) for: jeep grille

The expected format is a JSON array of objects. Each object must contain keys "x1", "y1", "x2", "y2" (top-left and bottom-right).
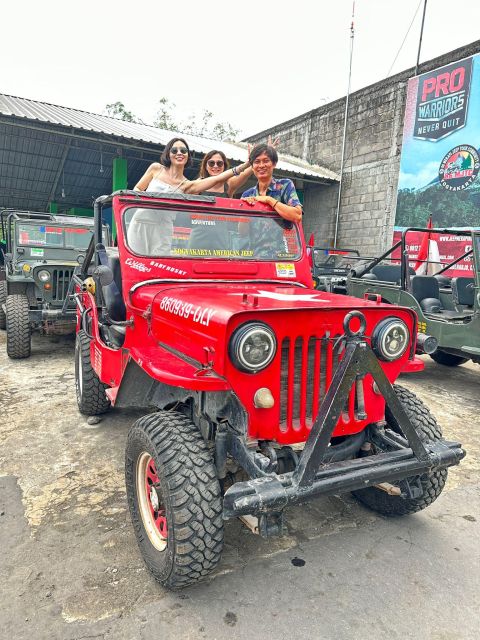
[
  {"x1": 279, "y1": 333, "x2": 355, "y2": 433},
  {"x1": 52, "y1": 268, "x2": 74, "y2": 302}
]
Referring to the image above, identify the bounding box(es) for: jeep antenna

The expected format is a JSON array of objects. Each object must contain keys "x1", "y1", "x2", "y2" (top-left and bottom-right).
[{"x1": 333, "y1": 1, "x2": 355, "y2": 249}]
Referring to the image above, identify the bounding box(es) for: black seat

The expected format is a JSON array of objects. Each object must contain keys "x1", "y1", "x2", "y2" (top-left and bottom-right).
[
  {"x1": 370, "y1": 264, "x2": 415, "y2": 283},
  {"x1": 452, "y1": 277, "x2": 475, "y2": 307},
  {"x1": 98, "y1": 246, "x2": 126, "y2": 322},
  {"x1": 411, "y1": 275, "x2": 473, "y2": 320},
  {"x1": 410, "y1": 276, "x2": 442, "y2": 313}
]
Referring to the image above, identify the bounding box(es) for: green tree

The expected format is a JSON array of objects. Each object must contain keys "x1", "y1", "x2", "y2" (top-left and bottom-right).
[{"x1": 104, "y1": 101, "x2": 141, "y2": 123}]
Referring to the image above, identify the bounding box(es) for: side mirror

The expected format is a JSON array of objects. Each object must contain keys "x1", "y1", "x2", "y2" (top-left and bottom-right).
[
  {"x1": 93, "y1": 264, "x2": 114, "y2": 287},
  {"x1": 77, "y1": 254, "x2": 85, "y2": 265}
]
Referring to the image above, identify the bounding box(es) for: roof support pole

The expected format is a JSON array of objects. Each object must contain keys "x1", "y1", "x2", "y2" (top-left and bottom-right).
[
  {"x1": 47, "y1": 139, "x2": 71, "y2": 210},
  {"x1": 112, "y1": 157, "x2": 128, "y2": 240}
]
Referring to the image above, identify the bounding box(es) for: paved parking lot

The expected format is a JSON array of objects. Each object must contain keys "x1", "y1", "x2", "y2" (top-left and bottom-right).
[{"x1": 0, "y1": 332, "x2": 479, "y2": 640}]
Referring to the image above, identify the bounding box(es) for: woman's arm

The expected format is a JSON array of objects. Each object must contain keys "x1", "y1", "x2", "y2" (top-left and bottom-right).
[
  {"x1": 183, "y1": 161, "x2": 251, "y2": 194},
  {"x1": 227, "y1": 164, "x2": 254, "y2": 197},
  {"x1": 134, "y1": 163, "x2": 162, "y2": 191}
]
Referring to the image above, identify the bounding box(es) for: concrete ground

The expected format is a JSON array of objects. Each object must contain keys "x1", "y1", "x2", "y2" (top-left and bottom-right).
[{"x1": 0, "y1": 332, "x2": 479, "y2": 640}]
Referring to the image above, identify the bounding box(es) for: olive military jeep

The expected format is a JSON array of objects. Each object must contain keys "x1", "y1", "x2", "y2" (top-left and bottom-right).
[
  {"x1": 0, "y1": 210, "x2": 107, "y2": 359},
  {"x1": 73, "y1": 191, "x2": 465, "y2": 589},
  {"x1": 346, "y1": 227, "x2": 480, "y2": 367}
]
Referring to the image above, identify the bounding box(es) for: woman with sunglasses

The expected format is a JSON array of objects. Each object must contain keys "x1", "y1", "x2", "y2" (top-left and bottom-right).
[
  {"x1": 130, "y1": 138, "x2": 250, "y2": 254},
  {"x1": 197, "y1": 150, "x2": 253, "y2": 197}
]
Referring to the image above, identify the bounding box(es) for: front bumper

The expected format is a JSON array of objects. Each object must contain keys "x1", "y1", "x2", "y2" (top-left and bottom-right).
[
  {"x1": 223, "y1": 436, "x2": 463, "y2": 519},
  {"x1": 223, "y1": 312, "x2": 465, "y2": 524}
]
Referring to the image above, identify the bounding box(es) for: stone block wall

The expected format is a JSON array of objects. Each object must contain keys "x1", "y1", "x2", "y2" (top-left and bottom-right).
[{"x1": 246, "y1": 40, "x2": 480, "y2": 255}]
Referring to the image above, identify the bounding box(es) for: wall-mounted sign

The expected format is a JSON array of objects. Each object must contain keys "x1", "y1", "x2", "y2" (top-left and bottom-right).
[{"x1": 395, "y1": 53, "x2": 480, "y2": 230}]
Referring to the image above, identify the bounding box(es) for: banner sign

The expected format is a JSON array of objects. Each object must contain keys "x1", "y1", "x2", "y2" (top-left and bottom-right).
[
  {"x1": 395, "y1": 53, "x2": 480, "y2": 231},
  {"x1": 392, "y1": 230, "x2": 474, "y2": 277}
]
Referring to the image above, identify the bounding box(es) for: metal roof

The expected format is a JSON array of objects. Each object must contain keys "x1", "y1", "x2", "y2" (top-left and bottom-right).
[{"x1": 0, "y1": 93, "x2": 338, "y2": 213}]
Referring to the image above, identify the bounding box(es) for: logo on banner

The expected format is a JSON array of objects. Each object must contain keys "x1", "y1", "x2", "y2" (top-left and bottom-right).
[
  {"x1": 414, "y1": 58, "x2": 472, "y2": 141},
  {"x1": 439, "y1": 145, "x2": 479, "y2": 191}
]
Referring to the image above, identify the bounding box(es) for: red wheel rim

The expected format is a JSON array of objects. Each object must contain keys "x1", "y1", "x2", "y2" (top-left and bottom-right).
[
  {"x1": 145, "y1": 457, "x2": 168, "y2": 538},
  {"x1": 137, "y1": 452, "x2": 168, "y2": 551}
]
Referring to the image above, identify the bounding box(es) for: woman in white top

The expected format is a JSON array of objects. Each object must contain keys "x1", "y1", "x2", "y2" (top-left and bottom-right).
[{"x1": 129, "y1": 138, "x2": 250, "y2": 255}]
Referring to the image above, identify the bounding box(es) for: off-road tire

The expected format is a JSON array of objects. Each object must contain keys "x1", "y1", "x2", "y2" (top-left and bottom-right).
[
  {"x1": 0, "y1": 280, "x2": 6, "y2": 329},
  {"x1": 430, "y1": 350, "x2": 469, "y2": 367},
  {"x1": 75, "y1": 330, "x2": 111, "y2": 415},
  {"x1": 352, "y1": 384, "x2": 447, "y2": 516},
  {"x1": 6, "y1": 294, "x2": 31, "y2": 359},
  {"x1": 125, "y1": 411, "x2": 224, "y2": 589}
]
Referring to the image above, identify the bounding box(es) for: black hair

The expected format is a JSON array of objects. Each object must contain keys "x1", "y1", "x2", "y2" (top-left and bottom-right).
[
  {"x1": 160, "y1": 137, "x2": 192, "y2": 167},
  {"x1": 249, "y1": 143, "x2": 278, "y2": 165}
]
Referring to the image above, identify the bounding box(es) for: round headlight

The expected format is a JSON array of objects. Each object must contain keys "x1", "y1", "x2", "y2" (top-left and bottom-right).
[
  {"x1": 37, "y1": 269, "x2": 51, "y2": 282},
  {"x1": 230, "y1": 322, "x2": 277, "y2": 372},
  {"x1": 372, "y1": 318, "x2": 410, "y2": 361}
]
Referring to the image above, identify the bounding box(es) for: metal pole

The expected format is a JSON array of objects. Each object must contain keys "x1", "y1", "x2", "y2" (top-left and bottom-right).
[
  {"x1": 415, "y1": 0, "x2": 428, "y2": 76},
  {"x1": 333, "y1": 2, "x2": 355, "y2": 248}
]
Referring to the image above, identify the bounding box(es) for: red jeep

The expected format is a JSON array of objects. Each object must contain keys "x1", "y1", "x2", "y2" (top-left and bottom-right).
[{"x1": 74, "y1": 191, "x2": 465, "y2": 589}]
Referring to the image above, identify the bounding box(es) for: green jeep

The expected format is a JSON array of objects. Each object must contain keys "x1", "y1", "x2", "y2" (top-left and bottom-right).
[
  {"x1": 0, "y1": 210, "x2": 108, "y2": 359},
  {"x1": 344, "y1": 227, "x2": 480, "y2": 367}
]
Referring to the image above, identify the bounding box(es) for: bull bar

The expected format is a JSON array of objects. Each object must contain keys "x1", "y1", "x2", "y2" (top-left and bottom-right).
[{"x1": 223, "y1": 311, "x2": 465, "y2": 523}]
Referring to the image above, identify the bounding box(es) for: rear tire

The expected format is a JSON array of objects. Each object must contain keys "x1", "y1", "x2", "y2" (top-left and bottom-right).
[
  {"x1": 352, "y1": 384, "x2": 447, "y2": 516},
  {"x1": 125, "y1": 411, "x2": 224, "y2": 589},
  {"x1": 0, "y1": 281, "x2": 6, "y2": 330},
  {"x1": 430, "y1": 350, "x2": 469, "y2": 367},
  {"x1": 6, "y1": 294, "x2": 31, "y2": 359},
  {"x1": 75, "y1": 330, "x2": 111, "y2": 415}
]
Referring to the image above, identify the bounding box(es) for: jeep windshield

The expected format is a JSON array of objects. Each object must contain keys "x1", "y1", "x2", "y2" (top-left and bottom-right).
[
  {"x1": 17, "y1": 223, "x2": 94, "y2": 249},
  {"x1": 123, "y1": 207, "x2": 301, "y2": 261}
]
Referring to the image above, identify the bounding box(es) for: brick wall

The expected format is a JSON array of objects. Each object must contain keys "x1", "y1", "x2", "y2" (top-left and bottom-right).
[{"x1": 246, "y1": 40, "x2": 480, "y2": 255}]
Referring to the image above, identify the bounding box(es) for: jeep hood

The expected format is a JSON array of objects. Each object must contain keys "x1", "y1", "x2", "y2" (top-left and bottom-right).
[{"x1": 131, "y1": 282, "x2": 413, "y2": 374}]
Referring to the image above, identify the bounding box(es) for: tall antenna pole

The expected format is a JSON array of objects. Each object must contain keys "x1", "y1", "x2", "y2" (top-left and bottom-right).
[
  {"x1": 415, "y1": 0, "x2": 428, "y2": 75},
  {"x1": 333, "y1": 2, "x2": 355, "y2": 248}
]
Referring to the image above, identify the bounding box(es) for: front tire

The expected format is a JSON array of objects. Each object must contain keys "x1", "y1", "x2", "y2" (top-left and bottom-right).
[
  {"x1": 430, "y1": 350, "x2": 469, "y2": 367},
  {"x1": 352, "y1": 384, "x2": 447, "y2": 516},
  {"x1": 125, "y1": 411, "x2": 224, "y2": 589},
  {"x1": 0, "y1": 281, "x2": 7, "y2": 330},
  {"x1": 6, "y1": 294, "x2": 31, "y2": 359},
  {"x1": 75, "y1": 330, "x2": 111, "y2": 415}
]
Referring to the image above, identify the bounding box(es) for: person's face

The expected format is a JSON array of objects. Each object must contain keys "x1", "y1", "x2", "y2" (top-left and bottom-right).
[
  {"x1": 206, "y1": 153, "x2": 225, "y2": 176},
  {"x1": 169, "y1": 140, "x2": 189, "y2": 166},
  {"x1": 252, "y1": 152, "x2": 274, "y2": 181}
]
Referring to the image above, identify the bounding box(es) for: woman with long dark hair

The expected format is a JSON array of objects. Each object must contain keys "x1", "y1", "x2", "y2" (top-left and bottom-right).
[{"x1": 197, "y1": 149, "x2": 253, "y2": 197}]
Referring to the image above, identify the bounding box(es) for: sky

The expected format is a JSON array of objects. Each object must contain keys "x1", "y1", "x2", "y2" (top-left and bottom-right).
[{"x1": 2, "y1": 0, "x2": 480, "y2": 139}]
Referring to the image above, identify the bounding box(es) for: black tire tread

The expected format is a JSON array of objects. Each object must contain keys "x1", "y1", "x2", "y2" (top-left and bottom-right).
[
  {"x1": 6, "y1": 294, "x2": 31, "y2": 359},
  {"x1": 75, "y1": 330, "x2": 111, "y2": 415},
  {"x1": 0, "y1": 280, "x2": 6, "y2": 330},
  {"x1": 430, "y1": 350, "x2": 469, "y2": 367},
  {"x1": 353, "y1": 384, "x2": 447, "y2": 516},
  {"x1": 125, "y1": 411, "x2": 224, "y2": 589}
]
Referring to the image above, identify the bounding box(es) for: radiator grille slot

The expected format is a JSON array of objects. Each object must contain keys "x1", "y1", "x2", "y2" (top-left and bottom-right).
[
  {"x1": 280, "y1": 333, "x2": 350, "y2": 432},
  {"x1": 51, "y1": 269, "x2": 74, "y2": 302}
]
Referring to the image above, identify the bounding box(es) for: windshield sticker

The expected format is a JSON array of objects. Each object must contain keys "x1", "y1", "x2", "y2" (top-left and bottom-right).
[
  {"x1": 125, "y1": 258, "x2": 152, "y2": 273},
  {"x1": 160, "y1": 296, "x2": 217, "y2": 326},
  {"x1": 45, "y1": 226, "x2": 63, "y2": 234},
  {"x1": 172, "y1": 248, "x2": 254, "y2": 258},
  {"x1": 275, "y1": 263, "x2": 296, "y2": 278},
  {"x1": 149, "y1": 260, "x2": 187, "y2": 276},
  {"x1": 30, "y1": 248, "x2": 44, "y2": 257}
]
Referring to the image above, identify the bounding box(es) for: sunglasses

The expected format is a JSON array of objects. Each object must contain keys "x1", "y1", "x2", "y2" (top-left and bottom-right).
[
  {"x1": 170, "y1": 146, "x2": 188, "y2": 155},
  {"x1": 207, "y1": 159, "x2": 224, "y2": 168}
]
